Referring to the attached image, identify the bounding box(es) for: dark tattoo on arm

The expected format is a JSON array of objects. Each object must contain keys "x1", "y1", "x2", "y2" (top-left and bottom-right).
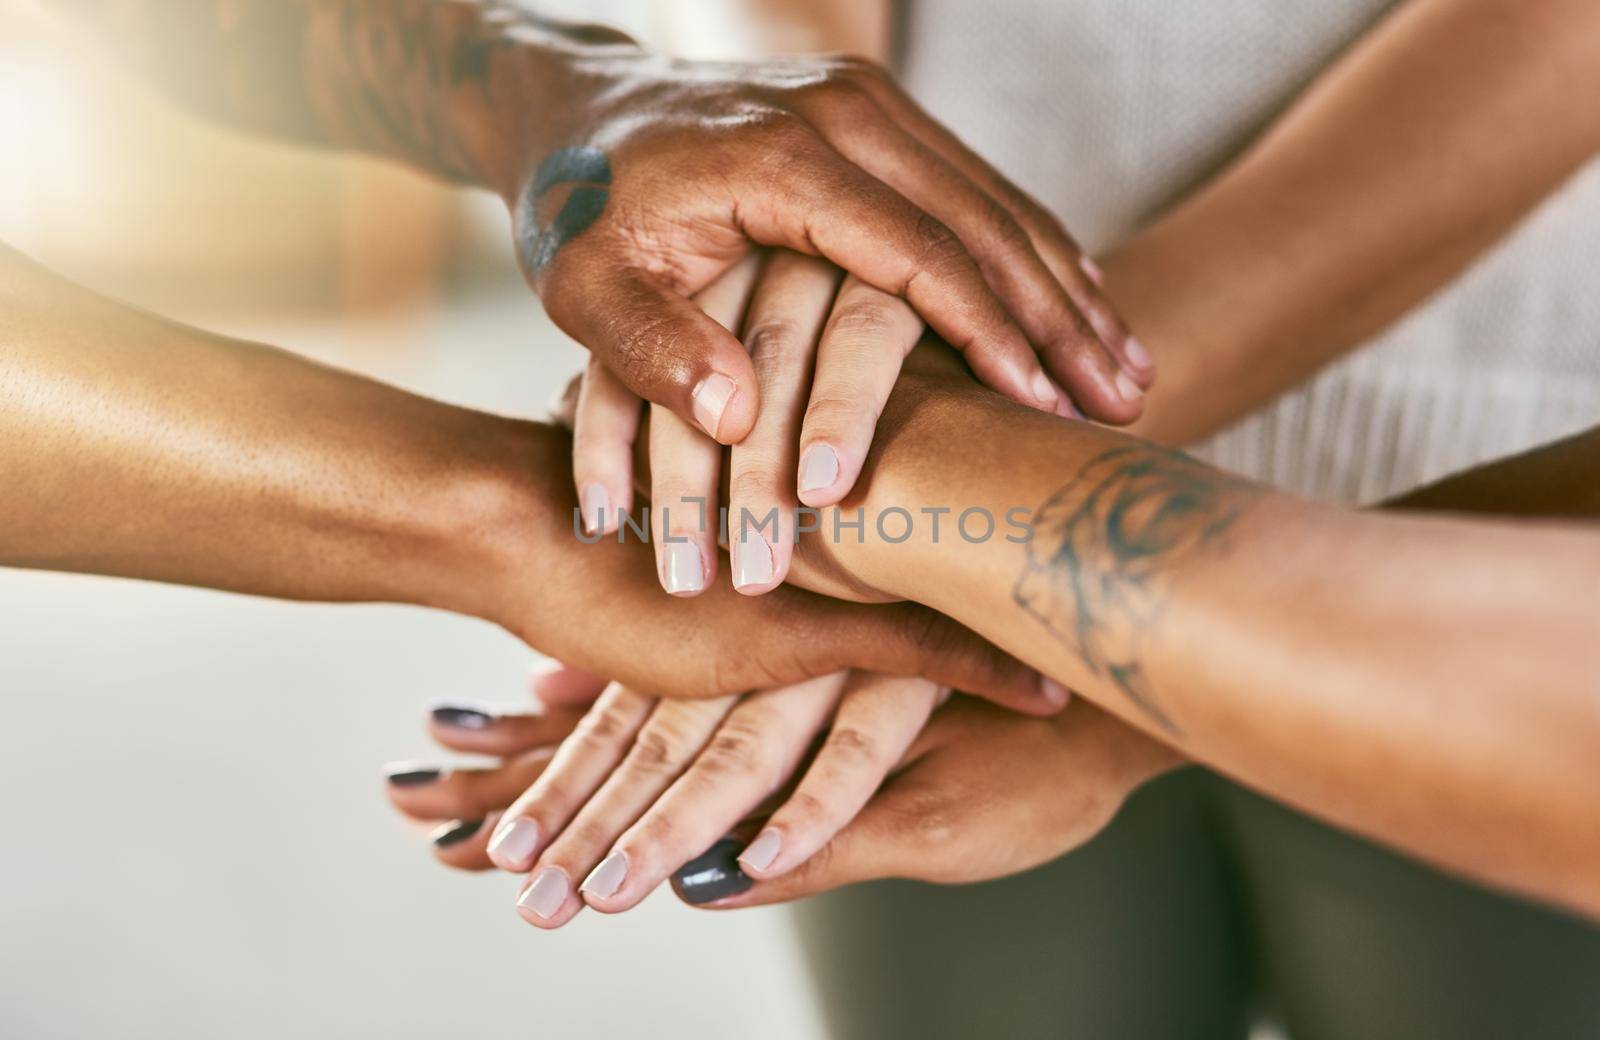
[
  {"x1": 514, "y1": 146, "x2": 611, "y2": 274},
  {"x1": 51, "y1": 1, "x2": 633, "y2": 187},
  {"x1": 1014, "y1": 446, "x2": 1262, "y2": 734}
]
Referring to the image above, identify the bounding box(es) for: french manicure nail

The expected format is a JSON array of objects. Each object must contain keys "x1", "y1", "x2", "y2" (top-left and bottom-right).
[
  {"x1": 430, "y1": 818, "x2": 484, "y2": 849},
  {"x1": 674, "y1": 838, "x2": 754, "y2": 905},
  {"x1": 580, "y1": 483, "x2": 611, "y2": 536},
  {"x1": 580, "y1": 850, "x2": 629, "y2": 900},
  {"x1": 798, "y1": 444, "x2": 839, "y2": 495},
  {"x1": 738, "y1": 829, "x2": 782, "y2": 873},
  {"x1": 1123, "y1": 336, "x2": 1153, "y2": 373},
  {"x1": 733, "y1": 525, "x2": 775, "y2": 590},
  {"x1": 662, "y1": 540, "x2": 706, "y2": 595},
  {"x1": 487, "y1": 818, "x2": 542, "y2": 871},
  {"x1": 385, "y1": 765, "x2": 444, "y2": 788},
  {"x1": 1114, "y1": 370, "x2": 1144, "y2": 403},
  {"x1": 518, "y1": 867, "x2": 570, "y2": 920},
  {"x1": 429, "y1": 703, "x2": 494, "y2": 730},
  {"x1": 692, "y1": 373, "x2": 737, "y2": 440},
  {"x1": 1041, "y1": 676, "x2": 1072, "y2": 708},
  {"x1": 1081, "y1": 256, "x2": 1106, "y2": 288},
  {"x1": 1030, "y1": 370, "x2": 1058, "y2": 409}
]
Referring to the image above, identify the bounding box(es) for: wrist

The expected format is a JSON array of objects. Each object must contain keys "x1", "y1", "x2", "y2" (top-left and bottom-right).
[{"x1": 393, "y1": 416, "x2": 567, "y2": 625}]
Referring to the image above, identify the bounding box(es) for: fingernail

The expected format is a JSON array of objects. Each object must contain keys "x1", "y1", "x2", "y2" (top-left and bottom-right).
[
  {"x1": 1081, "y1": 256, "x2": 1106, "y2": 288},
  {"x1": 733, "y1": 525, "x2": 775, "y2": 591},
  {"x1": 430, "y1": 818, "x2": 484, "y2": 849},
  {"x1": 1030, "y1": 370, "x2": 1058, "y2": 409},
  {"x1": 580, "y1": 482, "x2": 611, "y2": 536},
  {"x1": 738, "y1": 829, "x2": 782, "y2": 873},
  {"x1": 517, "y1": 867, "x2": 570, "y2": 920},
  {"x1": 580, "y1": 850, "x2": 629, "y2": 900},
  {"x1": 487, "y1": 817, "x2": 542, "y2": 871},
  {"x1": 385, "y1": 765, "x2": 444, "y2": 788},
  {"x1": 675, "y1": 839, "x2": 753, "y2": 905},
  {"x1": 1123, "y1": 336, "x2": 1153, "y2": 373},
  {"x1": 691, "y1": 373, "x2": 737, "y2": 440},
  {"x1": 1114, "y1": 370, "x2": 1144, "y2": 404},
  {"x1": 798, "y1": 444, "x2": 839, "y2": 495},
  {"x1": 662, "y1": 540, "x2": 706, "y2": 595},
  {"x1": 1041, "y1": 675, "x2": 1072, "y2": 708},
  {"x1": 429, "y1": 702, "x2": 495, "y2": 730}
]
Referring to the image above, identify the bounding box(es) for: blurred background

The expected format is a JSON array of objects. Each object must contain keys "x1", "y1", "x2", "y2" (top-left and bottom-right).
[{"x1": 0, "y1": 1, "x2": 832, "y2": 1037}]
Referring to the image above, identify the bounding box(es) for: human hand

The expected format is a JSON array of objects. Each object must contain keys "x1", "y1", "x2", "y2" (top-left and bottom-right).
[
  {"x1": 387, "y1": 662, "x2": 956, "y2": 926},
  {"x1": 386, "y1": 662, "x2": 1173, "y2": 916},
  {"x1": 509, "y1": 46, "x2": 1150, "y2": 453}
]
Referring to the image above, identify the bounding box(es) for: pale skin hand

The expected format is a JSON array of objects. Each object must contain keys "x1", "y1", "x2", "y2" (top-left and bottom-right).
[
  {"x1": 54, "y1": 0, "x2": 1146, "y2": 467},
  {"x1": 388, "y1": 417, "x2": 1600, "y2": 915},
  {"x1": 386, "y1": 662, "x2": 1173, "y2": 911},
  {"x1": 0, "y1": 241, "x2": 1064, "y2": 713}
]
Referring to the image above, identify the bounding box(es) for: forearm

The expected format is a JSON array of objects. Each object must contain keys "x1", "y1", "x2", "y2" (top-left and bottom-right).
[
  {"x1": 51, "y1": 1, "x2": 638, "y2": 193},
  {"x1": 835, "y1": 356, "x2": 1600, "y2": 914},
  {"x1": 1104, "y1": 0, "x2": 1600, "y2": 445},
  {"x1": 0, "y1": 242, "x2": 550, "y2": 619}
]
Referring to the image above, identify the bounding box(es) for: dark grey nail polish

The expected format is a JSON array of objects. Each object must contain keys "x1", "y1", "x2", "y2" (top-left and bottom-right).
[
  {"x1": 385, "y1": 766, "x2": 443, "y2": 788},
  {"x1": 431, "y1": 818, "x2": 484, "y2": 849},
  {"x1": 430, "y1": 704, "x2": 495, "y2": 730},
  {"x1": 674, "y1": 839, "x2": 753, "y2": 905}
]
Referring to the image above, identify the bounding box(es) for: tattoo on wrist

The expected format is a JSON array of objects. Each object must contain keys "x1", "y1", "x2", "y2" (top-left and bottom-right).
[
  {"x1": 1014, "y1": 447, "x2": 1261, "y2": 734},
  {"x1": 515, "y1": 146, "x2": 611, "y2": 274}
]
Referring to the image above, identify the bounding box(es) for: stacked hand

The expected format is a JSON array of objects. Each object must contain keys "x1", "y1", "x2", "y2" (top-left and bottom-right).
[{"x1": 386, "y1": 663, "x2": 1178, "y2": 923}]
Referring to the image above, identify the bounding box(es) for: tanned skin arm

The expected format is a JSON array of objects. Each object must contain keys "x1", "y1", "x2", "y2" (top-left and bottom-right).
[
  {"x1": 797, "y1": 344, "x2": 1600, "y2": 918},
  {"x1": 48, "y1": 1, "x2": 1143, "y2": 439},
  {"x1": 1103, "y1": 0, "x2": 1600, "y2": 444}
]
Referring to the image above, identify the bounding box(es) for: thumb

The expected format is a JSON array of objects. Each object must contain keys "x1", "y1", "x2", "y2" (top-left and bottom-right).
[{"x1": 546, "y1": 266, "x2": 760, "y2": 444}]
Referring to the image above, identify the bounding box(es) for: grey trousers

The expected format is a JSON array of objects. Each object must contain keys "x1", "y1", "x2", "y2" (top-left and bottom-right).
[{"x1": 793, "y1": 768, "x2": 1600, "y2": 1039}]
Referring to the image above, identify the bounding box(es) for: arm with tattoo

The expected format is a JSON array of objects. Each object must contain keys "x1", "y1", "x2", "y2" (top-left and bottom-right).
[
  {"x1": 795, "y1": 342, "x2": 1600, "y2": 916},
  {"x1": 48, "y1": 0, "x2": 1144, "y2": 461}
]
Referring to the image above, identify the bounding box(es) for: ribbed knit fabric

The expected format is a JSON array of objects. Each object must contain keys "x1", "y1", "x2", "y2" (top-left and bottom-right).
[{"x1": 899, "y1": 0, "x2": 1600, "y2": 504}]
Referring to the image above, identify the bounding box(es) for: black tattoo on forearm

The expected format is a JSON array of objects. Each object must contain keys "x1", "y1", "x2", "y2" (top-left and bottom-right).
[
  {"x1": 514, "y1": 146, "x2": 611, "y2": 274},
  {"x1": 1014, "y1": 446, "x2": 1262, "y2": 734}
]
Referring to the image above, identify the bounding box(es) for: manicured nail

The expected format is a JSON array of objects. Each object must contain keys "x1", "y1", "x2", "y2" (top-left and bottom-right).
[
  {"x1": 1123, "y1": 336, "x2": 1153, "y2": 373},
  {"x1": 662, "y1": 540, "x2": 706, "y2": 595},
  {"x1": 385, "y1": 765, "x2": 444, "y2": 788},
  {"x1": 798, "y1": 444, "x2": 839, "y2": 495},
  {"x1": 1081, "y1": 256, "x2": 1106, "y2": 288},
  {"x1": 580, "y1": 850, "x2": 629, "y2": 900},
  {"x1": 580, "y1": 483, "x2": 611, "y2": 536},
  {"x1": 517, "y1": 867, "x2": 570, "y2": 920},
  {"x1": 674, "y1": 838, "x2": 753, "y2": 905},
  {"x1": 1041, "y1": 676, "x2": 1072, "y2": 708},
  {"x1": 738, "y1": 829, "x2": 782, "y2": 873},
  {"x1": 429, "y1": 702, "x2": 494, "y2": 730},
  {"x1": 487, "y1": 818, "x2": 542, "y2": 871},
  {"x1": 1030, "y1": 369, "x2": 1058, "y2": 409},
  {"x1": 733, "y1": 525, "x2": 775, "y2": 591},
  {"x1": 1114, "y1": 370, "x2": 1144, "y2": 404},
  {"x1": 691, "y1": 373, "x2": 737, "y2": 439},
  {"x1": 430, "y1": 818, "x2": 484, "y2": 849}
]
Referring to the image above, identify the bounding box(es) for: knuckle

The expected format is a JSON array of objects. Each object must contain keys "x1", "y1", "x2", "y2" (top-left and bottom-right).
[
  {"x1": 742, "y1": 317, "x2": 802, "y2": 362},
  {"x1": 573, "y1": 706, "x2": 633, "y2": 747},
  {"x1": 824, "y1": 726, "x2": 881, "y2": 766},
  {"x1": 910, "y1": 214, "x2": 971, "y2": 274},
  {"x1": 700, "y1": 723, "x2": 766, "y2": 778},
  {"x1": 974, "y1": 195, "x2": 1034, "y2": 256},
  {"x1": 781, "y1": 788, "x2": 834, "y2": 828},
  {"x1": 826, "y1": 301, "x2": 901, "y2": 341},
  {"x1": 728, "y1": 469, "x2": 779, "y2": 511},
  {"x1": 629, "y1": 726, "x2": 693, "y2": 774},
  {"x1": 805, "y1": 388, "x2": 881, "y2": 439}
]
